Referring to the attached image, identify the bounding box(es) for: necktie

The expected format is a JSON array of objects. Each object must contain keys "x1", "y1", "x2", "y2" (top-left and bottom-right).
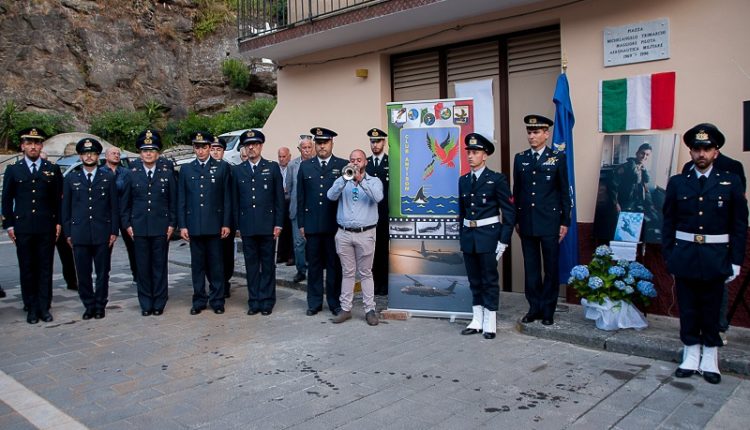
[
  {"x1": 374, "y1": 157, "x2": 379, "y2": 168},
  {"x1": 321, "y1": 160, "x2": 327, "y2": 169},
  {"x1": 31, "y1": 163, "x2": 37, "y2": 175},
  {"x1": 699, "y1": 175, "x2": 707, "y2": 191},
  {"x1": 87, "y1": 172, "x2": 93, "y2": 184},
  {"x1": 147, "y1": 170, "x2": 153, "y2": 181},
  {"x1": 251, "y1": 164, "x2": 256, "y2": 174},
  {"x1": 534, "y1": 152, "x2": 540, "y2": 163},
  {"x1": 472, "y1": 173, "x2": 477, "y2": 186}
]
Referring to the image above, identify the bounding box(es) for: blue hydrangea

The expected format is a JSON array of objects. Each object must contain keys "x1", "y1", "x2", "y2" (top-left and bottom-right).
[
  {"x1": 571, "y1": 265, "x2": 589, "y2": 281},
  {"x1": 608, "y1": 266, "x2": 626, "y2": 277},
  {"x1": 617, "y1": 260, "x2": 629, "y2": 268},
  {"x1": 568, "y1": 276, "x2": 575, "y2": 284},
  {"x1": 614, "y1": 280, "x2": 627, "y2": 291},
  {"x1": 637, "y1": 280, "x2": 657, "y2": 298},
  {"x1": 628, "y1": 262, "x2": 654, "y2": 280},
  {"x1": 594, "y1": 245, "x2": 613, "y2": 257},
  {"x1": 624, "y1": 275, "x2": 635, "y2": 285},
  {"x1": 588, "y1": 277, "x2": 604, "y2": 290},
  {"x1": 623, "y1": 285, "x2": 634, "y2": 295}
]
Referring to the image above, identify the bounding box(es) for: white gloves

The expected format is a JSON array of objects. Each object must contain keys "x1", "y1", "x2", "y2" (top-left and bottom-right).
[
  {"x1": 726, "y1": 264, "x2": 741, "y2": 283},
  {"x1": 495, "y1": 242, "x2": 507, "y2": 261}
]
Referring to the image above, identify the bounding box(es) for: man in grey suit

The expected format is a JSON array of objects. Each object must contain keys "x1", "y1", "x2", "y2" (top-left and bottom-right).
[{"x1": 287, "y1": 136, "x2": 315, "y2": 283}]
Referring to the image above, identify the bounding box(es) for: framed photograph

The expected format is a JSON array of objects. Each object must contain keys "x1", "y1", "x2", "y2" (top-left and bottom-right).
[{"x1": 613, "y1": 211, "x2": 644, "y2": 243}]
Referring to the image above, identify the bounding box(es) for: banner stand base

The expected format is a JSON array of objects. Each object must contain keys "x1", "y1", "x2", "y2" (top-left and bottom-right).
[{"x1": 386, "y1": 308, "x2": 471, "y2": 322}]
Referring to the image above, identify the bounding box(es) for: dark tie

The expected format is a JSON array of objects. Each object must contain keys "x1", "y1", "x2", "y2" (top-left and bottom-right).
[
  {"x1": 374, "y1": 157, "x2": 379, "y2": 168},
  {"x1": 699, "y1": 175, "x2": 707, "y2": 191},
  {"x1": 472, "y1": 173, "x2": 477, "y2": 186},
  {"x1": 534, "y1": 152, "x2": 540, "y2": 163},
  {"x1": 147, "y1": 170, "x2": 153, "y2": 181},
  {"x1": 321, "y1": 160, "x2": 327, "y2": 169},
  {"x1": 251, "y1": 164, "x2": 256, "y2": 174},
  {"x1": 31, "y1": 163, "x2": 37, "y2": 175},
  {"x1": 87, "y1": 172, "x2": 93, "y2": 184}
]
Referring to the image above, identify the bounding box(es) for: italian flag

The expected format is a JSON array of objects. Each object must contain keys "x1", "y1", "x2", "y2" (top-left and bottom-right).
[{"x1": 599, "y1": 72, "x2": 676, "y2": 132}]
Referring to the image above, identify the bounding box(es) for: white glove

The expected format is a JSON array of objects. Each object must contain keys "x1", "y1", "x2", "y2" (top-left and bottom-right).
[
  {"x1": 726, "y1": 264, "x2": 741, "y2": 283},
  {"x1": 495, "y1": 242, "x2": 507, "y2": 261}
]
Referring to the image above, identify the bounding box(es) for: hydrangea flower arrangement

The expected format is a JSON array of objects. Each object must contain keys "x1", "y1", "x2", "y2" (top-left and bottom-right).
[{"x1": 569, "y1": 245, "x2": 656, "y2": 307}]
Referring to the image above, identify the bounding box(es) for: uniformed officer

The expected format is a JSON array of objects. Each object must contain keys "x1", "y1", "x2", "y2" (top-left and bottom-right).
[
  {"x1": 297, "y1": 127, "x2": 347, "y2": 316},
  {"x1": 62, "y1": 138, "x2": 119, "y2": 319},
  {"x1": 663, "y1": 123, "x2": 748, "y2": 384},
  {"x1": 104, "y1": 146, "x2": 137, "y2": 284},
  {"x1": 179, "y1": 131, "x2": 232, "y2": 315},
  {"x1": 513, "y1": 114, "x2": 571, "y2": 326},
  {"x1": 2, "y1": 127, "x2": 62, "y2": 324},
  {"x1": 232, "y1": 129, "x2": 284, "y2": 315},
  {"x1": 365, "y1": 128, "x2": 390, "y2": 296},
  {"x1": 210, "y1": 136, "x2": 236, "y2": 299},
  {"x1": 121, "y1": 130, "x2": 177, "y2": 316},
  {"x1": 458, "y1": 133, "x2": 515, "y2": 339}
]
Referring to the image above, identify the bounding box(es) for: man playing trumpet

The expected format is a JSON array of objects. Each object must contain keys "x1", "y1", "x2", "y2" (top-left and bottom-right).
[{"x1": 327, "y1": 150, "x2": 384, "y2": 326}]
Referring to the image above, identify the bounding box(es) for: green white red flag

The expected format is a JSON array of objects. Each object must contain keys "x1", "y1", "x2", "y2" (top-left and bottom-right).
[{"x1": 599, "y1": 72, "x2": 675, "y2": 132}]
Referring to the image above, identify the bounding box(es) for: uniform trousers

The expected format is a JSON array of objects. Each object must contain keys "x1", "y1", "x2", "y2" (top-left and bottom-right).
[
  {"x1": 241, "y1": 234, "x2": 276, "y2": 312},
  {"x1": 189, "y1": 235, "x2": 225, "y2": 310},
  {"x1": 120, "y1": 227, "x2": 137, "y2": 281},
  {"x1": 520, "y1": 234, "x2": 560, "y2": 319},
  {"x1": 305, "y1": 232, "x2": 342, "y2": 312},
  {"x1": 56, "y1": 234, "x2": 78, "y2": 290},
  {"x1": 676, "y1": 277, "x2": 724, "y2": 347},
  {"x1": 373, "y1": 220, "x2": 389, "y2": 295},
  {"x1": 276, "y1": 202, "x2": 293, "y2": 263},
  {"x1": 291, "y1": 218, "x2": 307, "y2": 275},
  {"x1": 15, "y1": 232, "x2": 55, "y2": 315},
  {"x1": 134, "y1": 236, "x2": 169, "y2": 312},
  {"x1": 221, "y1": 232, "x2": 236, "y2": 292},
  {"x1": 335, "y1": 228, "x2": 377, "y2": 312},
  {"x1": 73, "y1": 242, "x2": 112, "y2": 312},
  {"x1": 463, "y1": 251, "x2": 500, "y2": 311}
]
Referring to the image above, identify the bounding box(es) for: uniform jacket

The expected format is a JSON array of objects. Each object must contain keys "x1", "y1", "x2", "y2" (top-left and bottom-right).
[
  {"x1": 62, "y1": 168, "x2": 119, "y2": 245},
  {"x1": 232, "y1": 157, "x2": 284, "y2": 236},
  {"x1": 458, "y1": 168, "x2": 515, "y2": 253},
  {"x1": 296, "y1": 155, "x2": 348, "y2": 234},
  {"x1": 1, "y1": 158, "x2": 62, "y2": 234},
  {"x1": 287, "y1": 156, "x2": 302, "y2": 220},
  {"x1": 178, "y1": 157, "x2": 232, "y2": 236},
  {"x1": 121, "y1": 163, "x2": 177, "y2": 237},
  {"x1": 682, "y1": 153, "x2": 746, "y2": 192},
  {"x1": 662, "y1": 168, "x2": 748, "y2": 280},
  {"x1": 513, "y1": 147, "x2": 571, "y2": 236},
  {"x1": 366, "y1": 153, "x2": 389, "y2": 222}
]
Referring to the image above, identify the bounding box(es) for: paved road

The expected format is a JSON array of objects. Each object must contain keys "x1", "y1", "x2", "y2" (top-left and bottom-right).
[{"x1": 0, "y1": 239, "x2": 748, "y2": 429}]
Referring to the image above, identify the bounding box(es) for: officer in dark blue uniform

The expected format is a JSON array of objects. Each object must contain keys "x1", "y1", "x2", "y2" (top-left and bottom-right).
[
  {"x1": 2, "y1": 127, "x2": 62, "y2": 324},
  {"x1": 365, "y1": 128, "x2": 390, "y2": 296},
  {"x1": 210, "y1": 136, "x2": 237, "y2": 299},
  {"x1": 513, "y1": 114, "x2": 571, "y2": 326},
  {"x1": 297, "y1": 127, "x2": 347, "y2": 316},
  {"x1": 121, "y1": 130, "x2": 177, "y2": 316},
  {"x1": 179, "y1": 131, "x2": 232, "y2": 315},
  {"x1": 233, "y1": 130, "x2": 285, "y2": 315},
  {"x1": 458, "y1": 133, "x2": 515, "y2": 339},
  {"x1": 104, "y1": 146, "x2": 137, "y2": 284},
  {"x1": 664, "y1": 123, "x2": 748, "y2": 385},
  {"x1": 62, "y1": 138, "x2": 119, "y2": 320}
]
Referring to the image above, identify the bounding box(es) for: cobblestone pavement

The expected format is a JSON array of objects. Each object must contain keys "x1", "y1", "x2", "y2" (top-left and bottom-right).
[{"x1": 0, "y1": 239, "x2": 748, "y2": 429}]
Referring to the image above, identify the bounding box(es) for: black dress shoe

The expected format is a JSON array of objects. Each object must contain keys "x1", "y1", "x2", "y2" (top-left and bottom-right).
[
  {"x1": 541, "y1": 318, "x2": 554, "y2": 326},
  {"x1": 83, "y1": 310, "x2": 94, "y2": 320},
  {"x1": 152, "y1": 309, "x2": 163, "y2": 316},
  {"x1": 703, "y1": 371, "x2": 721, "y2": 384},
  {"x1": 521, "y1": 314, "x2": 537, "y2": 324},
  {"x1": 306, "y1": 307, "x2": 321, "y2": 316},
  {"x1": 40, "y1": 312, "x2": 54, "y2": 323},
  {"x1": 293, "y1": 272, "x2": 307, "y2": 283},
  {"x1": 94, "y1": 310, "x2": 105, "y2": 319},
  {"x1": 190, "y1": 308, "x2": 202, "y2": 315},
  {"x1": 247, "y1": 309, "x2": 260, "y2": 315},
  {"x1": 674, "y1": 367, "x2": 696, "y2": 378},
  {"x1": 0, "y1": 287, "x2": 6, "y2": 298},
  {"x1": 261, "y1": 310, "x2": 272, "y2": 316},
  {"x1": 213, "y1": 307, "x2": 225, "y2": 314},
  {"x1": 461, "y1": 328, "x2": 482, "y2": 335},
  {"x1": 142, "y1": 310, "x2": 152, "y2": 317},
  {"x1": 483, "y1": 332, "x2": 496, "y2": 339},
  {"x1": 27, "y1": 312, "x2": 39, "y2": 324}
]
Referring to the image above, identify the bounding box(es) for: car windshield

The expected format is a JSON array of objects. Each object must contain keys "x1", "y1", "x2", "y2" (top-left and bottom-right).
[{"x1": 222, "y1": 135, "x2": 240, "y2": 151}]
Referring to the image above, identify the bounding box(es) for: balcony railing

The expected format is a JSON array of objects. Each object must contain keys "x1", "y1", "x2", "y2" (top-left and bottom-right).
[{"x1": 238, "y1": 0, "x2": 386, "y2": 40}]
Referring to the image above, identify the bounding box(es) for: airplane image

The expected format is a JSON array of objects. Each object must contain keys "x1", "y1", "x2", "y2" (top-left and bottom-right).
[
  {"x1": 400, "y1": 275, "x2": 458, "y2": 297},
  {"x1": 390, "y1": 224, "x2": 413, "y2": 232},
  {"x1": 445, "y1": 222, "x2": 460, "y2": 234},
  {"x1": 391, "y1": 240, "x2": 463, "y2": 265},
  {"x1": 418, "y1": 220, "x2": 442, "y2": 233}
]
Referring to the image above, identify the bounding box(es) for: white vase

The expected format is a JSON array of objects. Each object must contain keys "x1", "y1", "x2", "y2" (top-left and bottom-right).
[{"x1": 581, "y1": 297, "x2": 648, "y2": 331}]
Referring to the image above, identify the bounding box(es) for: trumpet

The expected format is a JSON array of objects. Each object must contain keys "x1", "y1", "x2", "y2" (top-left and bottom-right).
[{"x1": 342, "y1": 164, "x2": 357, "y2": 181}]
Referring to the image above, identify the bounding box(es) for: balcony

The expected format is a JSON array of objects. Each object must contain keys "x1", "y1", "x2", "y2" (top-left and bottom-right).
[{"x1": 238, "y1": 0, "x2": 544, "y2": 61}]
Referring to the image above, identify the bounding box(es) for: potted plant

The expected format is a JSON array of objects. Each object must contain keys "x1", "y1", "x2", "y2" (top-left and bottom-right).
[{"x1": 568, "y1": 245, "x2": 657, "y2": 330}]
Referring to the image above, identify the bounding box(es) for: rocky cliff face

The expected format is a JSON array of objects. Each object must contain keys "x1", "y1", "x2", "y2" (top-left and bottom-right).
[{"x1": 0, "y1": 0, "x2": 275, "y2": 129}]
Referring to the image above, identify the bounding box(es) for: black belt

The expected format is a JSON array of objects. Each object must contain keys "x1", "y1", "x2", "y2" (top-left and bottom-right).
[{"x1": 338, "y1": 224, "x2": 377, "y2": 233}]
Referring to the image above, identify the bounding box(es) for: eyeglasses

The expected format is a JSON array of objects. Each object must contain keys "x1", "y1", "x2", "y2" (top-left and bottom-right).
[{"x1": 352, "y1": 186, "x2": 359, "y2": 202}]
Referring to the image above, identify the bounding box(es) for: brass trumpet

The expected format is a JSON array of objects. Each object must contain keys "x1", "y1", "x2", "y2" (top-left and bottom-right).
[{"x1": 342, "y1": 164, "x2": 357, "y2": 181}]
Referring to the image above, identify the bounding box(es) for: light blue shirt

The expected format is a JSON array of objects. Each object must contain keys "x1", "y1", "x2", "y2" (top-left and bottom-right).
[
  {"x1": 327, "y1": 174, "x2": 383, "y2": 228},
  {"x1": 24, "y1": 156, "x2": 40, "y2": 173}
]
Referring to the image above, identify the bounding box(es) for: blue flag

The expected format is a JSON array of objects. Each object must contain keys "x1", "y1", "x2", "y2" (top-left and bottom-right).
[{"x1": 552, "y1": 73, "x2": 578, "y2": 282}]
